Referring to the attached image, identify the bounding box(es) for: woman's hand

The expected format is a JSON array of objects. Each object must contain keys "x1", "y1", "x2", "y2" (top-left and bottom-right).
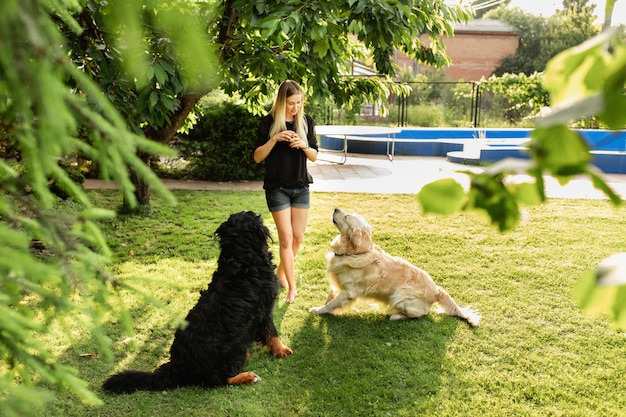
[
  {"x1": 276, "y1": 130, "x2": 307, "y2": 149},
  {"x1": 290, "y1": 136, "x2": 308, "y2": 149},
  {"x1": 275, "y1": 130, "x2": 297, "y2": 143}
]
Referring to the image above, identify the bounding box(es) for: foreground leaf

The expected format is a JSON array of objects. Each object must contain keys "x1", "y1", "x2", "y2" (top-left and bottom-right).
[{"x1": 417, "y1": 178, "x2": 465, "y2": 216}]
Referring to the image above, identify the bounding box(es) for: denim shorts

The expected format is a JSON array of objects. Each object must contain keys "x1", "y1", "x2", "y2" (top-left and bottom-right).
[{"x1": 265, "y1": 185, "x2": 310, "y2": 212}]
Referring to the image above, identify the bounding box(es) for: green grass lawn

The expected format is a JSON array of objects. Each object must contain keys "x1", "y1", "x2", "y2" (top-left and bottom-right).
[{"x1": 40, "y1": 190, "x2": 626, "y2": 417}]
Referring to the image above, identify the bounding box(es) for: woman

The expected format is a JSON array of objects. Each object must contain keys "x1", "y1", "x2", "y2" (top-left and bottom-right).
[{"x1": 254, "y1": 80, "x2": 319, "y2": 302}]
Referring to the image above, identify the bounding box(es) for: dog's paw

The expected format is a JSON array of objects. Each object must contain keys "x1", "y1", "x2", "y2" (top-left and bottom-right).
[
  {"x1": 309, "y1": 306, "x2": 327, "y2": 315},
  {"x1": 273, "y1": 346, "x2": 293, "y2": 358},
  {"x1": 226, "y1": 371, "x2": 261, "y2": 385},
  {"x1": 267, "y1": 337, "x2": 293, "y2": 358}
]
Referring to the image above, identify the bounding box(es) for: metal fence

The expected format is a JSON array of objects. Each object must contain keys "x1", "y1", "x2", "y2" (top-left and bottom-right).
[
  {"x1": 393, "y1": 81, "x2": 482, "y2": 127},
  {"x1": 318, "y1": 81, "x2": 536, "y2": 128}
]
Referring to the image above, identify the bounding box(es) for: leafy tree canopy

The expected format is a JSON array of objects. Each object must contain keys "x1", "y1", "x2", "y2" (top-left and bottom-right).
[
  {"x1": 213, "y1": 0, "x2": 473, "y2": 112},
  {"x1": 70, "y1": 0, "x2": 475, "y2": 119}
]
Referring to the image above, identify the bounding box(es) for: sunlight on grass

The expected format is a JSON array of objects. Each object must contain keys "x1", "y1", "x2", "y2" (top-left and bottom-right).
[{"x1": 37, "y1": 190, "x2": 626, "y2": 417}]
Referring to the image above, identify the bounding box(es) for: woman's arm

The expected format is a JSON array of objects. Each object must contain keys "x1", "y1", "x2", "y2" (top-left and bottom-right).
[
  {"x1": 254, "y1": 135, "x2": 278, "y2": 163},
  {"x1": 255, "y1": 116, "x2": 277, "y2": 163},
  {"x1": 302, "y1": 115, "x2": 318, "y2": 162}
]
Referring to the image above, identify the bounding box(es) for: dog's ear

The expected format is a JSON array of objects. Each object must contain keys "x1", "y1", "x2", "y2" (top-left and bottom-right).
[
  {"x1": 350, "y1": 228, "x2": 363, "y2": 250},
  {"x1": 349, "y1": 228, "x2": 372, "y2": 254}
]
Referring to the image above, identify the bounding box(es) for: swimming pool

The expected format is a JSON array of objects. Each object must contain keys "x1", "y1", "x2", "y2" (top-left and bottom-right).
[{"x1": 319, "y1": 127, "x2": 626, "y2": 174}]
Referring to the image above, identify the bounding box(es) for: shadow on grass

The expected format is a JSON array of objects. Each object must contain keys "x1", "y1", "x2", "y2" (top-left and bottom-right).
[
  {"x1": 51, "y1": 295, "x2": 469, "y2": 417},
  {"x1": 283, "y1": 311, "x2": 461, "y2": 416}
]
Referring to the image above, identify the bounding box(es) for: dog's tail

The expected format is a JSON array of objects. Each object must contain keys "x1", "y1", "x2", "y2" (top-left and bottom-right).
[
  {"x1": 102, "y1": 363, "x2": 181, "y2": 394},
  {"x1": 435, "y1": 287, "x2": 481, "y2": 326}
]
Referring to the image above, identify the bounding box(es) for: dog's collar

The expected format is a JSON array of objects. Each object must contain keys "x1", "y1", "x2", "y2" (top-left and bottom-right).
[{"x1": 331, "y1": 251, "x2": 368, "y2": 257}]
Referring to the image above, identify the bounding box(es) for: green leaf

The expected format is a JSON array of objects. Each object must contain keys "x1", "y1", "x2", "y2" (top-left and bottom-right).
[
  {"x1": 574, "y1": 269, "x2": 599, "y2": 310},
  {"x1": 601, "y1": 93, "x2": 626, "y2": 129},
  {"x1": 159, "y1": 95, "x2": 179, "y2": 113},
  {"x1": 149, "y1": 90, "x2": 159, "y2": 108},
  {"x1": 467, "y1": 174, "x2": 520, "y2": 232},
  {"x1": 543, "y1": 30, "x2": 614, "y2": 105},
  {"x1": 280, "y1": 20, "x2": 291, "y2": 34},
  {"x1": 587, "y1": 167, "x2": 622, "y2": 206},
  {"x1": 512, "y1": 182, "x2": 542, "y2": 206},
  {"x1": 259, "y1": 15, "x2": 281, "y2": 36},
  {"x1": 153, "y1": 64, "x2": 168, "y2": 86},
  {"x1": 78, "y1": 208, "x2": 117, "y2": 221},
  {"x1": 530, "y1": 126, "x2": 591, "y2": 176},
  {"x1": 417, "y1": 178, "x2": 465, "y2": 216},
  {"x1": 574, "y1": 268, "x2": 626, "y2": 330},
  {"x1": 348, "y1": 19, "x2": 362, "y2": 33},
  {"x1": 59, "y1": 370, "x2": 103, "y2": 406},
  {"x1": 604, "y1": 0, "x2": 617, "y2": 25},
  {"x1": 83, "y1": 220, "x2": 113, "y2": 257},
  {"x1": 612, "y1": 287, "x2": 626, "y2": 329},
  {"x1": 313, "y1": 39, "x2": 330, "y2": 58}
]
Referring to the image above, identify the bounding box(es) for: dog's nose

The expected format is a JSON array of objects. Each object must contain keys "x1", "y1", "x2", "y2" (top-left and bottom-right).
[{"x1": 333, "y1": 208, "x2": 340, "y2": 224}]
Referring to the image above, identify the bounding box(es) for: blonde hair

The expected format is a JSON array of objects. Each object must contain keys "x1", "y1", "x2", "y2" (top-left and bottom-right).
[{"x1": 269, "y1": 80, "x2": 308, "y2": 141}]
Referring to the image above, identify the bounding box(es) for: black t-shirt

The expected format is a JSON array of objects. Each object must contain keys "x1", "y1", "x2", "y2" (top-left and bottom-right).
[{"x1": 256, "y1": 114, "x2": 318, "y2": 191}]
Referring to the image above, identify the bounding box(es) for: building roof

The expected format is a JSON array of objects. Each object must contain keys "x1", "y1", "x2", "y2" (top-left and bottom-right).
[{"x1": 454, "y1": 19, "x2": 518, "y2": 34}]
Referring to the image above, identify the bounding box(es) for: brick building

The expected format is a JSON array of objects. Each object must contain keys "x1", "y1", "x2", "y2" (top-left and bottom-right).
[{"x1": 395, "y1": 19, "x2": 520, "y2": 81}]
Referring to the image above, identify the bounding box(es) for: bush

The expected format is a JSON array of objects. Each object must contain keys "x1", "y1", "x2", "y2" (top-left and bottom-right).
[
  {"x1": 481, "y1": 72, "x2": 549, "y2": 124},
  {"x1": 403, "y1": 104, "x2": 446, "y2": 127},
  {"x1": 178, "y1": 103, "x2": 265, "y2": 181}
]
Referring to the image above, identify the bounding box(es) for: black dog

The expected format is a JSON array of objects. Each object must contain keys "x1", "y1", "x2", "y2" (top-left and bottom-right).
[{"x1": 102, "y1": 211, "x2": 292, "y2": 394}]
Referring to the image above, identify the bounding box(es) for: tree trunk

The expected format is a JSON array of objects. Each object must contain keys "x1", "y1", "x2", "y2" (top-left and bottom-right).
[{"x1": 122, "y1": 151, "x2": 152, "y2": 212}]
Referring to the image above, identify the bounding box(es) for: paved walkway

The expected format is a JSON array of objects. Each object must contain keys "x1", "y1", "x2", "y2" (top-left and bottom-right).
[{"x1": 83, "y1": 152, "x2": 626, "y2": 200}]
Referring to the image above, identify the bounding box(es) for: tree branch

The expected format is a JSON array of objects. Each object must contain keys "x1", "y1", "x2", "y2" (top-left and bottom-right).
[
  {"x1": 142, "y1": 92, "x2": 204, "y2": 143},
  {"x1": 217, "y1": 0, "x2": 239, "y2": 59}
]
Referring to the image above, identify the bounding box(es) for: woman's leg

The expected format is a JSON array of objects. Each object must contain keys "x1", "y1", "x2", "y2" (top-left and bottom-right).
[
  {"x1": 290, "y1": 206, "x2": 308, "y2": 259},
  {"x1": 272, "y1": 206, "x2": 308, "y2": 302},
  {"x1": 271, "y1": 208, "x2": 297, "y2": 301},
  {"x1": 276, "y1": 264, "x2": 288, "y2": 289}
]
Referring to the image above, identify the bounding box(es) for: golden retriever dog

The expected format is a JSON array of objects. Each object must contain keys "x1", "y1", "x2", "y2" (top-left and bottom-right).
[{"x1": 309, "y1": 208, "x2": 481, "y2": 326}]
